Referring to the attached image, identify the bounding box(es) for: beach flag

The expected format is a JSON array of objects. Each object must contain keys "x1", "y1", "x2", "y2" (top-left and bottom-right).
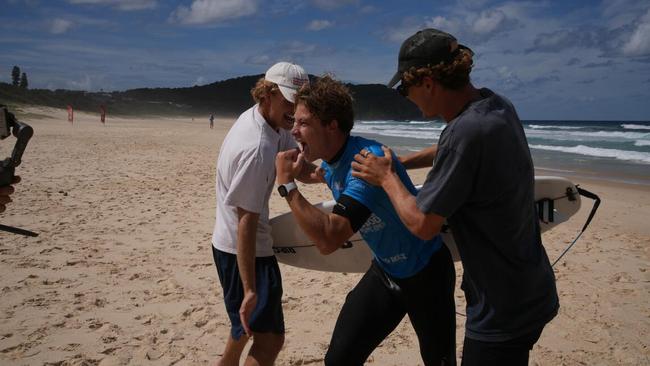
[
  {"x1": 100, "y1": 105, "x2": 106, "y2": 124},
  {"x1": 67, "y1": 105, "x2": 74, "y2": 123}
]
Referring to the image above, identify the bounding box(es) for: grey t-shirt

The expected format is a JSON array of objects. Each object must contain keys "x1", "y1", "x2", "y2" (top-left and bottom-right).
[{"x1": 417, "y1": 88, "x2": 559, "y2": 342}]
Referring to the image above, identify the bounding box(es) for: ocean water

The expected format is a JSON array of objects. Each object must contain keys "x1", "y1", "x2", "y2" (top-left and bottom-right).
[{"x1": 352, "y1": 120, "x2": 650, "y2": 186}]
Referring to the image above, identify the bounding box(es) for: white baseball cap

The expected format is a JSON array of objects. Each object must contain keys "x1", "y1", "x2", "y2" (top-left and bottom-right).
[{"x1": 264, "y1": 62, "x2": 308, "y2": 103}]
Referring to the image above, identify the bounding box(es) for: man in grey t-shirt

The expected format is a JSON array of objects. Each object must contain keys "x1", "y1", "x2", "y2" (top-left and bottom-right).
[{"x1": 352, "y1": 28, "x2": 559, "y2": 365}]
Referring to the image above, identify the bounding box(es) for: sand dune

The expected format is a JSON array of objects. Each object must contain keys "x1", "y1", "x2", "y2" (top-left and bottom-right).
[{"x1": 0, "y1": 107, "x2": 648, "y2": 365}]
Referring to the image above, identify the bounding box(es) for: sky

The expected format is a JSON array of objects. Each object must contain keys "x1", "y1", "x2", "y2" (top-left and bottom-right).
[{"x1": 1, "y1": 0, "x2": 649, "y2": 120}]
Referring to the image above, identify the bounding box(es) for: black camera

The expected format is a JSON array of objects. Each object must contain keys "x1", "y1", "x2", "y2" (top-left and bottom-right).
[
  {"x1": 1, "y1": 106, "x2": 33, "y2": 186},
  {"x1": 1, "y1": 105, "x2": 37, "y2": 237}
]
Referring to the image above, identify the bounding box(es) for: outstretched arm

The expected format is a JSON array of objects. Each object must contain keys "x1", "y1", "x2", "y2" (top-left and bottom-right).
[
  {"x1": 399, "y1": 145, "x2": 438, "y2": 170},
  {"x1": 351, "y1": 146, "x2": 444, "y2": 240}
]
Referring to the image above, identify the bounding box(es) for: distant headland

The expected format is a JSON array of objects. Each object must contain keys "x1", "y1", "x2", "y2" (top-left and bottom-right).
[{"x1": 0, "y1": 75, "x2": 423, "y2": 121}]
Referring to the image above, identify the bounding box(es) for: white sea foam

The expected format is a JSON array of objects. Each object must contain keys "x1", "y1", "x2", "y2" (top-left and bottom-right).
[
  {"x1": 353, "y1": 124, "x2": 440, "y2": 140},
  {"x1": 524, "y1": 129, "x2": 649, "y2": 141},
  {"x1": 358, "y1": 120, "x2": 444, "y2": 129},
  {"x1": 358, "y1": 120, "x2": 395, "y2": 125},
  {"x1": 528, "y1": 124, "x2": 584, "y2": 130},
  {"x1": 355, "y1": 120, "x2": 650, "y2": 167},
  {"x1": 622, "y1": 124, "x2": 650, "y2": 130},
  {"x1": 573, "y1": 131, "x2": 649, "y2": 139},
  {"x1": 634, "y1": 140, "x2": 650, "y2": 147},
  {"x1": 530, "y1": 144, "x2": 650, "y2": 164},
  {"x1": 374, "y1": 129, "x2": 440, "y2": 140}
]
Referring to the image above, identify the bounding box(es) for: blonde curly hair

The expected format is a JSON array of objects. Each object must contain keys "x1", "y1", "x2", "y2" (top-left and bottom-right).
[{"x1": 250, "y1": 78, "x2": 279, "y2": 103}]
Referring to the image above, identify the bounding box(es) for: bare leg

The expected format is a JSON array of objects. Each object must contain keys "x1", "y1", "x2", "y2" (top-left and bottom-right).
[
  {"x1": 244, "y1": 332, "x2": 285, "y2": 366},
  {"x1": 216, "y1": 334, "x2": 249, "y2": 366}
]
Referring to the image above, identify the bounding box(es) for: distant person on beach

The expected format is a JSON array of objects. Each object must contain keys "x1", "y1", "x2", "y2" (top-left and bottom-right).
[
  {"x1": 351, "y1": 28, "x2": 559, "y2": 365},
  {"x1": 211, "y1": 62, "x2": 318, "y2": 366},
  {"x1": 209, "y1": 114, "x2": 214, "y2": 129},
  {"x1": 0, "y1": 176, "x2": 20, "y2": 213},
  {"x1": 275, "y1": 76, "x2": 456, "y2": 365}
]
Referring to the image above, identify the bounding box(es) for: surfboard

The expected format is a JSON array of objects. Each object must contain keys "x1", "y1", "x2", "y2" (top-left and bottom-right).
[{"x1": 271, "y1": 176, "x2": 582, "y2": 273}]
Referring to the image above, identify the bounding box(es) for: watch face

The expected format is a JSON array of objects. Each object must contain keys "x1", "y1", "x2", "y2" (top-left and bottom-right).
[{"x1": 278, "y1": 185, "x2": 288, "y2": 197}]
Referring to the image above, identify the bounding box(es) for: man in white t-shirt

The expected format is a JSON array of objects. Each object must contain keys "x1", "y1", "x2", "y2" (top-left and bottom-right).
[{"x1": 212, "y1": 62, "x2": 317, "y2": 366}]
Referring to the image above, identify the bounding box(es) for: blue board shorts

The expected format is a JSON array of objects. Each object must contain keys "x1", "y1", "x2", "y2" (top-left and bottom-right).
[{"x1": 212, "y1": 246, "x2": 285, "y2": 340}]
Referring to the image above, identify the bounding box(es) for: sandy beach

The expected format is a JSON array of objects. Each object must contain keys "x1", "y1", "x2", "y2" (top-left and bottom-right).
[{"x1": 0, "y1": 107, "x2": 648, "y2": 365}]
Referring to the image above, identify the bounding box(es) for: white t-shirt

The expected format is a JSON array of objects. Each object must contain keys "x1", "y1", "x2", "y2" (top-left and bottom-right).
[{"x1": 212, "y1": 105, "x2": 296, "y2": 257}]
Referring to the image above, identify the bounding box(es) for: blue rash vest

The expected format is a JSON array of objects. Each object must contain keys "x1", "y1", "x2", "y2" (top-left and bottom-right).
[{"x1": 321, "y1": 136, "x2": 443, "y2": 279}]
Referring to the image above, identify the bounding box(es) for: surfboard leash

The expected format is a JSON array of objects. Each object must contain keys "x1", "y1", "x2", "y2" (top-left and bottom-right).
[
  {"x1": 0, "y1": 223, "x2": 38, "y2": 237},
  {"x1": 551, "y1": 186, "x2": 601, "y2": 267}
]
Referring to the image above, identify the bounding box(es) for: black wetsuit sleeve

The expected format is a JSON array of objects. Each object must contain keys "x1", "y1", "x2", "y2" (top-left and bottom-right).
[{"x1": 332, "y1": 194, "x2": 372, "y2": 233}]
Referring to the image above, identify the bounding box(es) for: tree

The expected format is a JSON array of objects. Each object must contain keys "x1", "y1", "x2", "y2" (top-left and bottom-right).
[
  {"x1": 19, "y1": 72, "x2": 28, "y2": 89},
  {"x1": 11, "y1": 66, "x2": 20, "y2": 86}
]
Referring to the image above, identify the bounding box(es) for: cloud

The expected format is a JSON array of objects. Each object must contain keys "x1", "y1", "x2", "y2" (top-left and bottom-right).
[
  {"x1": 524, "y1": 6, "x2": 650, "y2": 59},
  {"x1": 194, "y1": 76, "x2": 206, "y2": 86},
  {"x1": 521, "y1": 2, "x2": 650, "y2": 59},
  {"x1": 284, "y1": 40, "x2": 318, "y2": 54},
  {"x1": 526, "y1": 27, "x2": 606, "y2": 53},
  {"x1": 382, "y1": 6, "x2": 520, "y2": 45},
  {"x1": 359, "y1": 5, "x2": 378, "y2": 14},
  {"x1": 426, "y1": 16, "x2": 463, "y2": 37},
  {"x1": 495, "y1": 65, "x2": 523, "y2": 91},
  {"x1": 170, "y1": 0, "x2": 258, "y2": 25},
  {"x1": 245, "y1": 41, "x2": 323, "y2": 67},
  {"x1": 582, "y1": 60, "x2": 616, "y2": 68},
  {"x1": 566, "y1": 58, "x2": 581, "y2": 66},
  {"x1": 310, "y1": 0, "x2": 358, "y2": 11},
  {"x1": 307, "y1": 19, "x2": 333, "y2": 31},
  {"x1": 577, "y1": 79, "x2": 596, "y2": 84},
  {"x1": 622, "y1": 9, "x2": 650, "y2": 56},
  {"x1": 602, "y1": 0, "x2": 650, "y2": 29},
  {"x1": 67, "y1": 74, "x2": 93, "y2": 90},
  {"x1": 67, "y1": 0, "x2": 157, "y2": 11},
  {"x1": 471, "y1": 9, "x2": 510, "y2": 35},
  {"x1": 381, "y1": 16, "x2": 426, "y2": 43},
  {"x1": 246, "y1": 54, "x2": 272, "y2": 65},
  {"x1": 528, "y1": 75, "x2": 560, "y2": 84},
  {"x1": 50, "y1": 19, "x2": 74, "y2": 34},
  {"x1": 456, "y1": 0, "x2": 490, "y2": 9}
]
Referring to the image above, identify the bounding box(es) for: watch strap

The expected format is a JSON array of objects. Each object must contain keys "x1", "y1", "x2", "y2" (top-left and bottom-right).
[{"x1": 278, "y1": 181, "x2": 298, "y2": 197}]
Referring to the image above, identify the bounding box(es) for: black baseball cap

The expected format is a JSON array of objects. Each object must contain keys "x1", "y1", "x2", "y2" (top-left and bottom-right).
[{"x1": 387, "y1": 28, "x2": 472, "y2": 88}]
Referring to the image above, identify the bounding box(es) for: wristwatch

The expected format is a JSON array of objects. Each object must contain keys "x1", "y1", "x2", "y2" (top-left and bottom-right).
[{"x1": 278, "y1": 181, "x2": 298, "y2": 197}]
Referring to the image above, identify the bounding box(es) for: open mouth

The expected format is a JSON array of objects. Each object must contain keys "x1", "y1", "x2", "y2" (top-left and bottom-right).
[
  {"x1": 297, "y1": 141, "x2": 310, "y2": 158},
  {"x1": 299, "y1": 141, "x2": 314, "y2": 161}
]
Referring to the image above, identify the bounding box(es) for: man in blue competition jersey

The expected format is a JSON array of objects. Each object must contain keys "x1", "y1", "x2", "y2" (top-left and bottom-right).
[{"x1": 275, "y1": 76, "x2": 456, "y2": 366}]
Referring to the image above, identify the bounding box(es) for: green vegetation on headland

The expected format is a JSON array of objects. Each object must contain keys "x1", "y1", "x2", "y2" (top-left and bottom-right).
[{"x1": 0, "y1": 75, "x2": 423, "y2": 120}]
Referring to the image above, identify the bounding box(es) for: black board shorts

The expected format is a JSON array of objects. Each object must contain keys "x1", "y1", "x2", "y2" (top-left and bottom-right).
[{"x1": 212, "y1": 247, "x2": 285, "y2": 340}]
